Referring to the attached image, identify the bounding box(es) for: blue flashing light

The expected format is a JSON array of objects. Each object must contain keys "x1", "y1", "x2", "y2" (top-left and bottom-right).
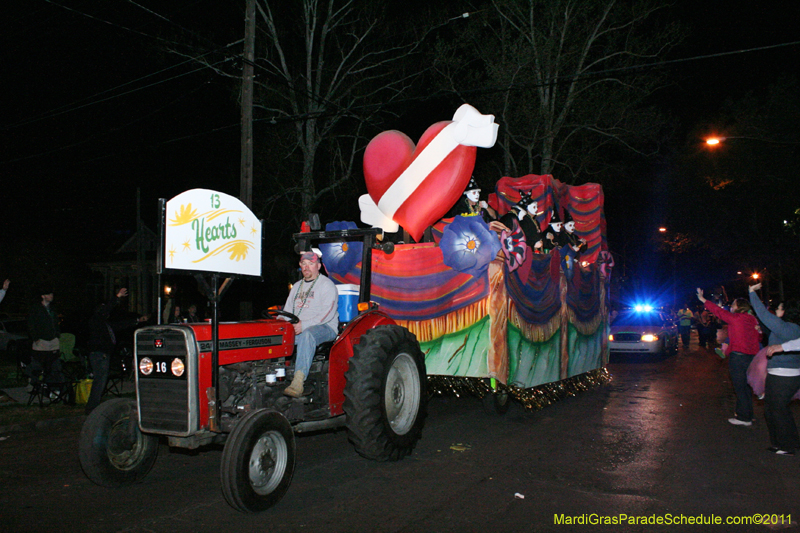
[{"x1": 633, "y1": 304, "x2": 653, "y2": 313}]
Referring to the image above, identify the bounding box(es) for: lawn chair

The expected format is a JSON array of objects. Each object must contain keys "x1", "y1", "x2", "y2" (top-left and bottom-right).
[
  {"x1": 104, "y1": 345, "x2": 132, "y2": 397},
  {"x1": 59, "y1": 333, "x2": 86, "y2": 382},
  {"x1": 23, "y1": 350, "x2": 74, "y2": 407}
]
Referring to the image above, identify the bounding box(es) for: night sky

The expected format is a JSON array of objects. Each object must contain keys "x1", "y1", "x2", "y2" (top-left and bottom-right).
[{"x1": 2, "y1": 1, "x2": 799, "y2": 310}]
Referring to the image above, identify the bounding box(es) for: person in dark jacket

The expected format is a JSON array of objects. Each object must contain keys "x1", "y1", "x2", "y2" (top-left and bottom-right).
[
  {"x1": 85, "y1": 288, "x2": 148, "y2": 414},
  {"x1": 27, "y1": 285, "x2": 62, "y2": 384}
]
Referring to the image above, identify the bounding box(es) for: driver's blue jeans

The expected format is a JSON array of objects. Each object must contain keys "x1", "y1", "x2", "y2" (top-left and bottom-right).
[{"x1": 294, "y1": 324, "x2": 337, "y2": 377}]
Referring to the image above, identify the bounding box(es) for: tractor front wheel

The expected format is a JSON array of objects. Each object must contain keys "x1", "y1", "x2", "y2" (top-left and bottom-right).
[
  {"x1": 79, "y1": 398, "x2": 159, "y2": 487},
  {"x1": 220, "y1": 409, "x2": 296, "y2": 513}
]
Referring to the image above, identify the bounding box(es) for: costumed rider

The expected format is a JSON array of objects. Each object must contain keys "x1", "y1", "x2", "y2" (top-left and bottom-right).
[
  {"x1": 499, "y1": 191, "x2": 543, "y2": 253},
  {"x1": 282, "y1": 249, "x2": 339, "y2": 398},
  {"x1": 561, "y1": 211, "x2": 587, "y2": 274},
  {"x1": 447, "y1": 176, "x2": 497, "y2": 223},
  {"x1": 543, "y1": 209, "x2": 564, "y2": 253}
]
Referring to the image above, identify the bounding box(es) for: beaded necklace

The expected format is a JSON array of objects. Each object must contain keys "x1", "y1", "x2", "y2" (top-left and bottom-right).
[{"x1": 292, "y1": 276, "x2": 319, "y2": 317}]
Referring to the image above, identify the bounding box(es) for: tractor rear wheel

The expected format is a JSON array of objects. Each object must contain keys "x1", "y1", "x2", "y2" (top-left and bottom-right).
[{"x1": 344, "y1": 325, "x2": 426, "y2": 461}]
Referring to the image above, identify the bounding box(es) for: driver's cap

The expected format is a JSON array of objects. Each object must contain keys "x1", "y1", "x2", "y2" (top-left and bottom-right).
[{"x1": 300, "y1": 248, "x2": 322, "y2": 263}]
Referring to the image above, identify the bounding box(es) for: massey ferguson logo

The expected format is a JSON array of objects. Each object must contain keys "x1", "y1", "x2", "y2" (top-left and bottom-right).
[{"x1": 197, "y1": 335, "x2": 282, "y2": 352}]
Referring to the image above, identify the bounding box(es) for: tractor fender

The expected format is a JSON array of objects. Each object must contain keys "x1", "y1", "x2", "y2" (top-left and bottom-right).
[{"x1": 328, "y1": 310, "x2": 397, "y2": 415}]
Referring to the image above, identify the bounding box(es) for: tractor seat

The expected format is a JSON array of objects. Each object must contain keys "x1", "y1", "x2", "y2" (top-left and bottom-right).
[{"x1": 313, "y1": 341, "x2": 334, "y2": 361}]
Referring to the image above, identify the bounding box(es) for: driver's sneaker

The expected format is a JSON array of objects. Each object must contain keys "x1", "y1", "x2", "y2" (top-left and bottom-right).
[{"x1": 728, "y1": 417, "x2": 753, "y2": 426}]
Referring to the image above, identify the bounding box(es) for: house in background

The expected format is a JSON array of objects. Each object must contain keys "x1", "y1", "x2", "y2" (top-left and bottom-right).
[{"x1": 89, "y1": 223, "x2": 159, "y2": 316}]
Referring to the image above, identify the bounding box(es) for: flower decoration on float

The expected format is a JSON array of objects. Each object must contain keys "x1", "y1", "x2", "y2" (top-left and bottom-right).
[
  {"x1": 440, "y1": 214, "x2": 501, "y2": 278},
  {"x1": 318, "y1": 221, "x2": 364, "y2": 276}
]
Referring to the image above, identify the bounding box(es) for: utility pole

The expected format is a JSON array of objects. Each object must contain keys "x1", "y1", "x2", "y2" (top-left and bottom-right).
[
  {"x1": 239, "y1": 0, "x2": 256, "y2": 320},
  {"x1": 240, "y1": 0, "x2": 255, "y2": 208},
  {"x1": 136, "y1": 187, "x2": 145, "y2": 314}
]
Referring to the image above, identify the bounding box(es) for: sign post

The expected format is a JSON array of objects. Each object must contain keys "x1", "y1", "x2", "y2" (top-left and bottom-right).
[{"x1": 159, "y1": 189, "x2": 262, "y2": 430}]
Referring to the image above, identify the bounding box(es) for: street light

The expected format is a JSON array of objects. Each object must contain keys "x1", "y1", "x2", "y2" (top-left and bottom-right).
[{"x1": 705, "y1": 136, "x2": 800, "y2": 146}]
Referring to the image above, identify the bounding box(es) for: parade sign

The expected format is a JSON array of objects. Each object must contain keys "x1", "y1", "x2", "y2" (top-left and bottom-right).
[{"x1": 163, "y1": 189, "x2": 261, "y2": 277}]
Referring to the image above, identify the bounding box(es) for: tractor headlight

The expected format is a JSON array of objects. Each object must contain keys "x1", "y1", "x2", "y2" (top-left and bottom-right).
[
  {"x1": 139, "y1": 357, "x2": 154, "y2": 375},
  {"x1": 171, "y1": 358, "x2": 185, "y2": 377},
  {"x1": 641, "y1": 334, "x2": 659, "y2": 342}
]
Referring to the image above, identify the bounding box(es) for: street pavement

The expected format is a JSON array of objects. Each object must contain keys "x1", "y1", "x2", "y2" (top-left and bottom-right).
[{"x1": 1, "y1": 339, "x2": 798, "y2": 533}]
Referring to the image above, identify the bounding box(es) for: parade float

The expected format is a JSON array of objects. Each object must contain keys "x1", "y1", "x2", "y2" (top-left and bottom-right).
[{"x1": 323, "y1": 104, "x2": 612, "y2": 410}]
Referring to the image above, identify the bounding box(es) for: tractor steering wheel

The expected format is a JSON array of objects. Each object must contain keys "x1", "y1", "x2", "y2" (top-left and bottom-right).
[{"x1": 262, "y1": 308, "x2": 300, "y2": 324}]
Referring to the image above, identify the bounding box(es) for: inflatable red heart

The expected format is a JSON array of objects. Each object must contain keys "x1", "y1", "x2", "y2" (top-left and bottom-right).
[{"x1": 363, "y1": 122, "x2": 477, "y2": 242}]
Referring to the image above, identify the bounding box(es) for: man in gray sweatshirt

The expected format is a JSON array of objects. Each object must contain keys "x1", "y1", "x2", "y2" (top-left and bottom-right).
[{"x1": 282, "y1": 250, "x2": 339, "y2": 397}]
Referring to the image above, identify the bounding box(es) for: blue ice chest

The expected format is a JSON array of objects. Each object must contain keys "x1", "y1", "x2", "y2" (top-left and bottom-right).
[{"x1": 337, "y1": 284, "x2": 359, "y2": 322}]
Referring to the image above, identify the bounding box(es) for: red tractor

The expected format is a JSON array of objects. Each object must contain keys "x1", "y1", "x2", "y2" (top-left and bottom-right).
[{"x1": 79, "y1": 228, "x2": 427, "y2": 513}]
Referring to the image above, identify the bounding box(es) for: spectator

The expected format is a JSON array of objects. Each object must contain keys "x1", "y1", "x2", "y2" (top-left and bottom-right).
[
  {"x1": 697, "y1": 306, "x2": 713, "y2": 349},
  {"x1": 27, "y1": 285, "x2": 63, "y2": 386},
  {"x1": 750, "y1": 283, "x2": 800, "y2": 456},
  {"x1": 677, "y1": 305, "x2": 694, "y2": 348},
  {"x1": 162, "y1": 298, "x2": 182, "y2": 324},
  {"x1": 0, "y1": 278, "x2": 9, "y2": 305},
  {"x1": 85, "y1": 288, "x2": 148, "y2": 414},
  {"x1": 697, "y1": 288, "x2": 761, "y2": 426},
  {"x1": 185, "y1": 304, "x2": 200, "y2": 323}
]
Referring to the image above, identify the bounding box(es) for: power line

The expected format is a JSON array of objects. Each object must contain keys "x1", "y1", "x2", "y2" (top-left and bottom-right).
[
  {"x1": 42, "y1": 0, "x2": 181, "y2": 44},
  {"x1": 4, "y1": 25, "x2": 798, "y2": 169},
  {"x1": 2, "y1": 40, "x2": 243, "y2": 131},
  {"x1": 1, "y1": 81, "x2": 237, "y2": 166},
  {"x1": 122, "y1": 0, "x2": 240, "y2": 51},
  {"x1": 253, "y1": 40, "x2": 800, "y2": 126}
]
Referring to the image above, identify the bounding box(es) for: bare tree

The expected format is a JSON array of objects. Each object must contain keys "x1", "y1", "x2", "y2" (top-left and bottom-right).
[
  {"x1": 432, "y1": 0, "x2": 682, "y2": 182},
  {"x1": 168, "y1": 1, "x2": 452, "y2": 232},
  {"x1": 249, "y1": 0, "x2": 449, "y2": 229}
]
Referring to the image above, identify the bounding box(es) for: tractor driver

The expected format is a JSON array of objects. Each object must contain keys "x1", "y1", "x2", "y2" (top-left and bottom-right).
[{"x1": 282, "y1": 250, "x2": 339, "y2": 397}]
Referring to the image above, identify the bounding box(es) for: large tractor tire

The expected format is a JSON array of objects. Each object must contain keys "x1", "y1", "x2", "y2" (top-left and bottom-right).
[
  {"x1": 344, "y1": 325, "x2": 427, "y2": 461},
  {"x1": 79, "y1": 398, "x2": 159, "y2": 487},
  {"x1": 220, "y1": 409, "x2": 296, "y2": 513}
]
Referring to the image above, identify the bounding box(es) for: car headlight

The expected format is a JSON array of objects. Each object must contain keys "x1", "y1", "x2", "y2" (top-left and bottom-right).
[
  {"x1": 641, "y1": 334, "x2": 659, "y2": 342},
  {"x1": 171, "y1": 357, "x2": 185, "y2": 377},
  {"x1": 608, "y1": 334, "x2": 614, "y2": 341},
  {"x1": 139, "y1": 357, "x2": 154, "y2": 375}
]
